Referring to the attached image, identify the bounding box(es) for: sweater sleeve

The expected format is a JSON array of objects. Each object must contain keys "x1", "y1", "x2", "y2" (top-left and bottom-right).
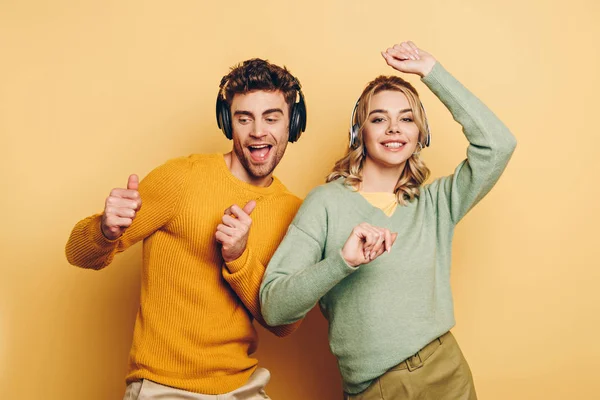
[
  {"x1": 422, "y1": 63, "x2": 517, "y2": 224},
  {"x1": 260, "y1": 187, "x2": 359, "y2": 326},
  {"x1": 65, "y1": 157, "x2": 192, "y2": 270},
  {"x1": 223, "y1": 248, "x2": 301, "y2": 337}
]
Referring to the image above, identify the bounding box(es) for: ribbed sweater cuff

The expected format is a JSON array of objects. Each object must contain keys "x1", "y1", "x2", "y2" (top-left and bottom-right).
[
  {"x1": 421, "y1": 61, "x2": 447, "y2": 91},
  {"x1": 89, "y1": 215, "x2": 120, "y2": 249},
  {"x1": 225, "y1": 247, "x2": 249, "y2": 274},
  {"x1": 326, "y1": 250, "x2": 359, "y2": 282}
]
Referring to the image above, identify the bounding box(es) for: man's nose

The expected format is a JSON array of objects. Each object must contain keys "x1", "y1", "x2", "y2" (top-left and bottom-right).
[{"x1": 250, "y1": 121, "x2": 268, "y2": 138}]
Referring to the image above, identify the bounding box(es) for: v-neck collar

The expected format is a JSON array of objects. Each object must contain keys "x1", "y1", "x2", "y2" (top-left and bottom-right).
[{"x1": 333, "y1": 179, "x2": 404, "y2": 221}]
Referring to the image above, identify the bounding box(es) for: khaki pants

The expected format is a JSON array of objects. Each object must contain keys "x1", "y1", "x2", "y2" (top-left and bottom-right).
[
  {"x1": 346, "y1": 332, "x2": 477, "y2": 400},
  {"x1": 124, "y1": 367, "x2": 271, "y2": 400}
]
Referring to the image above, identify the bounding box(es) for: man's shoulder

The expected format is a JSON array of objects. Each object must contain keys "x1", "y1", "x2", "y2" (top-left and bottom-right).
[
  {"x1": 168, "y1": 153, "x2": 221, "y2": 167},
  {"x1": 268, "y1": 180, "x2": 302, "y2": 212},
  {"x1": 153, "y1": 153, "x2": 222, "y2": 174}
]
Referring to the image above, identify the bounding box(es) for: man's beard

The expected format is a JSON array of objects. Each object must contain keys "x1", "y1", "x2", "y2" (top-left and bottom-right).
[{"x1": 233, "y1": 139, "x2": 287, "y2": 180}]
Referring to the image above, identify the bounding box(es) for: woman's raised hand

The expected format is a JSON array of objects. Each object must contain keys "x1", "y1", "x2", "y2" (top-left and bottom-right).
[{"x1": 381, "y1": 41, "x2": 437, "y2": 78}]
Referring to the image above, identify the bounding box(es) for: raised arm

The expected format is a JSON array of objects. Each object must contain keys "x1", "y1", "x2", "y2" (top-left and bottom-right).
[
  {"x1": 383, "y1": 41, "x2": 517, "y2": 223},
  {"x1": 65, "y1": 157, "x2": 191, "y2": 270}
]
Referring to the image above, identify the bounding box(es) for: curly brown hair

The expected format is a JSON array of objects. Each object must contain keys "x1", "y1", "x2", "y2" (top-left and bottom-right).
[{"x1": 220, "y1": 58, "x2": 300, "y2": 112}]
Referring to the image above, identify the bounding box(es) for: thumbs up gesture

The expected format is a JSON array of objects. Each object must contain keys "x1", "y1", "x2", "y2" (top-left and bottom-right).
[
  {"x1": 215, "y1": 200, "x2": 257, "y2": 263},
  {"x1": 100, "y1": 174, "x2": 143, "y2": 240}
]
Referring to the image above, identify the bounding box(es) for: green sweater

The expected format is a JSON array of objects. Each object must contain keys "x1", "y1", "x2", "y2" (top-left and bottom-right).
[{"x1": 259, "y1": 63, "x2": 517, "y2": 394}]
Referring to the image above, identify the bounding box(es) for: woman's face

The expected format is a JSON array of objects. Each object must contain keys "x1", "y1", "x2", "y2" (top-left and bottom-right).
[{"x1": 362, "y1": 90, "x2": 420, "y2": 170}]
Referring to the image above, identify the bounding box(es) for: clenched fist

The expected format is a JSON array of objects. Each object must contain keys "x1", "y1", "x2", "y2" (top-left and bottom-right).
[
  {"x1": 100, "y1": 174, "x2": 142, "y2": 240},
  {"x1": 215, "y1": 200, "x2": 257, "y2": 263},
  {"x1": 381, "y1": 40, "x2": 437, "y2": 78},
  {"x1": 341, "y1": 223, "x2": 398, "y2": 268}
]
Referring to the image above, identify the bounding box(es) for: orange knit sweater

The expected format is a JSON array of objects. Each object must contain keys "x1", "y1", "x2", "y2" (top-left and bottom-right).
[{"x1": 65, "y1": 153, "x2": 302, "y2": 394}]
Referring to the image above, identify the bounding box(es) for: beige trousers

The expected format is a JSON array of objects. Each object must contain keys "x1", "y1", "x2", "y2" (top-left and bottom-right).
[
  {"x1": 346, "y1": 332, "x2": 477, "y2": 400},
  {"x1": 123, "y1": 367, "x2": 271, "y2": 400}
]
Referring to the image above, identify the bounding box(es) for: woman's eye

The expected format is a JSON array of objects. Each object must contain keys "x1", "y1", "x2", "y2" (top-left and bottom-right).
[
  {"x1": 402, "y1": 117, "x2": 414, "y2": 122},
  {"x1": 371, "y1": 118, "x2": 385, "y2": 123}
]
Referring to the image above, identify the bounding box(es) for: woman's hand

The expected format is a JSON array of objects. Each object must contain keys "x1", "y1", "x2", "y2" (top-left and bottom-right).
[
  {"x1": 341, "y1": 223, "x2": 398, "y2": 268},
  {"x1": 381, "y1": 41, "x2": 437, "y2": 78}
]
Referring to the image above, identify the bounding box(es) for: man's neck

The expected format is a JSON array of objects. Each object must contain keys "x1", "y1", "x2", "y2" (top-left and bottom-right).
[{"x1": 224, "y1": 152, "x2": 274, "y2": 187}]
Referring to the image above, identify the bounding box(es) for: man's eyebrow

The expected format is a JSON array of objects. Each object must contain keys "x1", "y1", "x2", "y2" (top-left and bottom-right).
[
  {"x1": 262, "y1": 108, "x2": 284, "y2": 115},
  {"x1": 233, "y1": 110, "x2": 254, "y2": 117},
  {"x1": 368, "y1": 108, "x2": 412, "y2": 116}
]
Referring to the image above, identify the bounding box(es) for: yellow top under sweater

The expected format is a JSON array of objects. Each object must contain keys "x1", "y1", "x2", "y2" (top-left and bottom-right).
[
  {"x1": 358, "y1": 191, "x2": 398, "y2": 216},
  {"x1": 65, "y1": 153, "x2": 302, "y2": 394}
]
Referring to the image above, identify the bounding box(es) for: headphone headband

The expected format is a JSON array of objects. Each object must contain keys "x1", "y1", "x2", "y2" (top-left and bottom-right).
[{"x1": 216, "y1": 75, "x2": 307, "y2": 143}]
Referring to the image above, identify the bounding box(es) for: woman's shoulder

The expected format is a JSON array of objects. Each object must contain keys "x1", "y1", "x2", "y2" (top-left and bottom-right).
[
  {"x1": 292, "y1": 179, "x2": 351, "y2": 220},
  {"x1": 304, "y1": 178, "x2": 351, "y2": 203}
]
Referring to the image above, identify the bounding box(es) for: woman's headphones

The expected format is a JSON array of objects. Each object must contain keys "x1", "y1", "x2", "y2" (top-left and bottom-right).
[
  {"x1": 348, "y1": 98, "x2": 431, "y2": 149},
  {"x1": 215, "y1": 78, "x2": 307, "y2": 143}
]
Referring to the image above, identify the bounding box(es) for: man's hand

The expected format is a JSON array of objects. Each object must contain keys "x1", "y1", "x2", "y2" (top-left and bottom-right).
[
  {"x1": 101, "y1": 174, "x2": 142, "y2": 240},
  {"x1": 215, "y1": 200, "x2": 257, "y2": 263},
  {"x1": 341, "y1": 223, "x2": 398, "y2": 268},
  {"x1": 381, "y1": 41, "x2": 437, "y2": 78}
]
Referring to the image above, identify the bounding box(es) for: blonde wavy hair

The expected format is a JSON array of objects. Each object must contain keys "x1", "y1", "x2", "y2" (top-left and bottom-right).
[{"x1": 326, "y1": 76, "x2": 431, "y2": 206}]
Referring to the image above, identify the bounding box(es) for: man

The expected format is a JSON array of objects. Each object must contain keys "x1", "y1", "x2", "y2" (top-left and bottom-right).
[{"x1": 65, "y1": 58, "x2": 306, "y2": 399}]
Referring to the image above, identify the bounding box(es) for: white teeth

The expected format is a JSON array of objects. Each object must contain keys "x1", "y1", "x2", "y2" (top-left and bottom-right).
[
  {"x1": 383, "y1": 142, "x2": 403, "y2": 148},
  {"x1": 249, "y1": 145, "x2": 269, "y2": 149}
]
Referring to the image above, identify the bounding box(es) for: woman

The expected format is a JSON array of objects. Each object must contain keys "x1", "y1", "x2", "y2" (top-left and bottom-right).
[{"x1": 259, "y1": 41, "x2": 516, "y2": 399}]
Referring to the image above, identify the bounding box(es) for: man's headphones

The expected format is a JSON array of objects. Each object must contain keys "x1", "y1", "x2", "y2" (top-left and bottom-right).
[
  {"x1": 349, "y1": 98, "x2": 431, "y2": 149},
  {"x1": 215, "y1": 78, "x2": 307, "y2": 143}
]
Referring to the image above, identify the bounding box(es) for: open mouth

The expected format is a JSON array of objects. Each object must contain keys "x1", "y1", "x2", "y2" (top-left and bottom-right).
[{"x1": 248, "y1": 144, "x2": 273, "y2": 162}]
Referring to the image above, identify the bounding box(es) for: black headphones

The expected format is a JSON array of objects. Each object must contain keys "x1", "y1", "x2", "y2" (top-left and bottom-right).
[
  {"x1": 216, "y1": 78, "x2": 307, "y2": 143},
  {"x1": 349, "y1": 98, "x2": 431, "y2": 149}
]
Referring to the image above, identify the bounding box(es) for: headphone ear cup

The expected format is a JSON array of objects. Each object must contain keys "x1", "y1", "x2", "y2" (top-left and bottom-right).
[
  {"x1": 349, "y1": 123, "x2": 359, "y2": 148},
  {"x1": 288, "y1": 89, "x2": 307, "y2": 143},
  {"x1": 216, "y1": 96, "x2": 233, "y2": 140},
  {"x1": 222, "y1": 103, "x2": 232, "y2": 140},
  {"x1": 288, "y1": 103, "x2": 300, "y2": 143},
  {"x1": 419, "y1": 101, "x2": 431, "y2": 148},
  {"x1": 348, "y1": 99, "x2": 360, "y2": 149}
]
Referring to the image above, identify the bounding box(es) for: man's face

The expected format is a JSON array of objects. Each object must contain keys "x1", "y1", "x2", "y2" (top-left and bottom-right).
[{"x1": 230, "y1": 90, "x2": 290, "y2": 184}]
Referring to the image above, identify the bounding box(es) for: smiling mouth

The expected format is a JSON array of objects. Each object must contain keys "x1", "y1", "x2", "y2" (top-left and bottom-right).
[
  {"x1": 381, "y1": 141, "x2": 406, "y2": 150},
  {"x1": 248, "y1": 144, "x2": 273, "y2": 162}
]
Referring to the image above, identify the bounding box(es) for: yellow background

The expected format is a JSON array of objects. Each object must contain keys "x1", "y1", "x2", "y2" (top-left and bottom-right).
[{"x1": 1, "y1": 0, "x2": 599, "y2": 399}]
